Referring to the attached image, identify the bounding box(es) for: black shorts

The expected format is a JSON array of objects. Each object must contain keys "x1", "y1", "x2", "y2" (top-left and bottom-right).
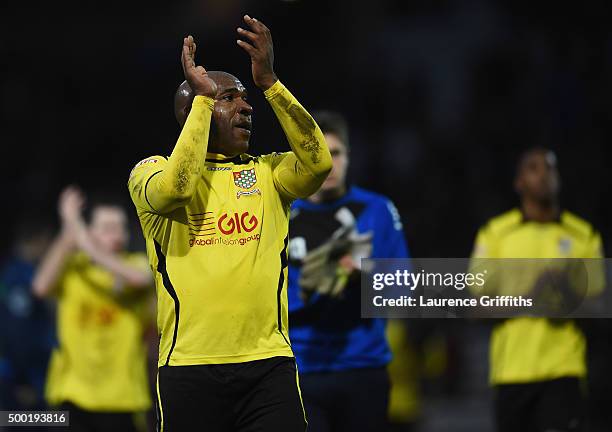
[
  {"x1": 58, "y1": 401, "x2": 139, "y2": 432},
  {"x1": 157, "y1": 356, "x2": 306, "y2": 432},
  {"x1": 299, "y1": 367, "x2": 390, "y2": 432},
  {"x1": 495, "y1": 377, "x2": 584, "y2": 432}
]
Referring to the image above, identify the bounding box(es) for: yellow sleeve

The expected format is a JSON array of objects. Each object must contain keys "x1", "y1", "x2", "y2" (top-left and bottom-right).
[
  {"x1": 125, "y1": 253, "x2": 156, "y2": 326},
  {"x1": 582, "y1": 230, "x2": 605, "y2": 297},
  {"x1": 125, "y1": 253, "x2": 153, "y2": 290},
  {"x1": 584, "y1": 230, "x2": 604, "y2": 259},
  {"x1": 469, "y1": 225, "x2": 497, "y2": 297},
  {"x1": 471, "y1": 225, "x2": 494, "y2": 259},
  {"x1": 128, "y1": 95, "x2": 215, "y2": 213},
  {"x1": 128, "y1": 156, "x2": 168, "y2": 212},
  {"x1": 264, "y1": 81, "x2": 332, "y2": 200},
  {"x1": 52, "y1": 253, "x2": 87, "y2": 298}
]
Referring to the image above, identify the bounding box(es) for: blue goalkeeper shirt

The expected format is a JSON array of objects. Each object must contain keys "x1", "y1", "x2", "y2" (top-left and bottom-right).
[{"x1": 287, "y1": 186, "x2": 409, "y2": 373}]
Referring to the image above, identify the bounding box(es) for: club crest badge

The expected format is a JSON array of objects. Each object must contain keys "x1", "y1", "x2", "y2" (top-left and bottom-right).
[
  {"x1": 233, "y1": 168, "x2": 257, "y2": 189},
  {"x1": 558, "y1": 237, "x2": 572, "y2": 255}
]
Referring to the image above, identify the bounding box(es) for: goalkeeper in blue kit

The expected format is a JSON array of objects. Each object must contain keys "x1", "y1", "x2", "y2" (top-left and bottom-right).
[{"x1": 287, "y1": 111, "x2": 410, "y2": 431}]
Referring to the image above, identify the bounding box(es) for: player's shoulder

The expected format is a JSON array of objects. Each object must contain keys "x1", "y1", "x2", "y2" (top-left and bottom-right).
[
  {"x1": 131, "y1": 155, "x2": 167, "y2": 169},
  {"x1": 128, "y1": 155, "x2": 167, "y2": 182},
  {"x1": 560, "y1": 210, "x2": 598, "y2": 240},
  {"x1": 64, "y1": 252, "x2": 91, "y2": 272},
  {"x1": 345, "y1": 187, "x2": 405, "y2": 232},
  {"x1": 349, "y1": 187, "x2": 402, "y2": 220},
  {"x1": 349, "y1": 186, "x2": 393, "y2": 207},
  {"x1": 254, "y1": 151, "x2": 285, "y2": 165},
  {"x1": 481, "y1": 208, "x2": 523, "y2": 236},
  {"x1": 290, "y1": 187, "x2": 393, "y2": 211}
]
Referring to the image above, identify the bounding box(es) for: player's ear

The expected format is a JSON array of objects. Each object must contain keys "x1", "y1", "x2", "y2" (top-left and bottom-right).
[
  {"x1": 176, "y1": 105, "x2": 190, "y2": 128},
  {"x1": 209, "y1": 113, "x2": 219, "y2": 138}
]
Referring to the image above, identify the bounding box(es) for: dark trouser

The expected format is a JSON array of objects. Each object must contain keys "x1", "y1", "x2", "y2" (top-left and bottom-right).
[
  {"x1": 157, "y1": 356, "x2": 306, "y2": 432},
  {"x1": 299, "y1": 367, "x2": 390, "y2": 432},
  {"x1": 59, "y1": 402, "x2": 138, "y2": 432},
  {"x1": 495, "y1": 377, "x2": 584, "y2": 432}
]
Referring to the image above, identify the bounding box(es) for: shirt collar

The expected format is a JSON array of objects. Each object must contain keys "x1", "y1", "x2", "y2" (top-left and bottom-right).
[{"x1": 205, "y1": 152, "x2": 252, "y2": 164}]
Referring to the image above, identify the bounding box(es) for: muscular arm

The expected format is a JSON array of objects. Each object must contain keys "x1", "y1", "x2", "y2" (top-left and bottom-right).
[
  {"x1": 236, "y1": 16, "x2": 332, "y2": 199},
  {"x1": 266, "y1": 81, "x2": 332, "y2": 199},
  {"x1": 132, "y1": 35, "x2": 218, "y2": 214},
  {"x1": 143, "y1": 96, "x2": 214, "y2": 213}
]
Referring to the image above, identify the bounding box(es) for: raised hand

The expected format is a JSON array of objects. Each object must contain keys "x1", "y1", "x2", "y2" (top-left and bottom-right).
[
  {"x1": 181, "y1": 35, "x2": 218, "y2": 98},
  {"x1": 58, "y1": 186, "x2": 85, "y2": 226},
  {"x1": 237, "y1": 15, "x2": 278, "y2": 91}
]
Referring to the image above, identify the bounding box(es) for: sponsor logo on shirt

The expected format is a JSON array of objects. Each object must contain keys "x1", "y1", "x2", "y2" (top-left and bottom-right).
[
  {"x1": 218, "y1": 212, "x2": 259, "y2": 234},
  {"x1": 207, "y1": 166, "x2": 232, "y2": 171},
  {"x1": 236, "y1": 188, "x2": 261, "y2": 199},
  {"x1": 134, "y1": 158, "x2": 158, "y2": 168},
  {"x1": 188, "y1": 211, "x2": 261, "y2": 247},
  {"x1": 78, "y1": 303, "x2": 118, "y2": 327},
  {"x1": 189, "y1": 233, "x2": 261, "y2": 247},
  {"x1": 129, "y1": 158, "x2": 159, "y2": 179}
]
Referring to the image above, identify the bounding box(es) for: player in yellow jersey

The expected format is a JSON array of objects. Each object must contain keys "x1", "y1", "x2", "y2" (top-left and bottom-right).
[
  {"x1": 127, "y1": 15, "x2": 332, "y2": 432},
  {"x1": 471, "y1": 148, "x2": 604, "y2": 432},
  {"x1": 32, "y1": 186, "x2": 154, "y2": 432}
]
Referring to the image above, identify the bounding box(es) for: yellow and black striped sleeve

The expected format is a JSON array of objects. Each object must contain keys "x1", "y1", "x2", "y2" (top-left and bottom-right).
[
  {"x1": 264, "y1": 81, "x2": 332, "y2": 200},
  {"x1": 128, "y1": 95, "x2": 215, "y2": 214}
]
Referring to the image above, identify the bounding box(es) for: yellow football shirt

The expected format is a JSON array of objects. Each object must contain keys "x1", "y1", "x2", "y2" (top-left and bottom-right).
[
  {"x1": 128, "y1": 81, "x2": 331, "y2": 367},
  {"x1": 471, "y1": 208, "x2": 604, "y2": 384},
  {"x1": 386, "y1": 320, "x2": 420, "y2": 424},
  {"x1": 45, "y1": 252, "x2": 153, "y2": 411}
]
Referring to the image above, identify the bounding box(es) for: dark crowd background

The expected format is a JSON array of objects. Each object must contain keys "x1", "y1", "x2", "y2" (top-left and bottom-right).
[{"x1": 1, "y1": 0, "x2": 611, "y2": 431}]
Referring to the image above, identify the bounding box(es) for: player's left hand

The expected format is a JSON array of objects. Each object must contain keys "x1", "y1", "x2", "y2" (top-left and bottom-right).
[{"x1": 237, "y1": 15, "x2": 278, "y2": 91}]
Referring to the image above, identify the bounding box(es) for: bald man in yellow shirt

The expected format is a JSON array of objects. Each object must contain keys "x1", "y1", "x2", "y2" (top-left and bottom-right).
[{"x1": 128, "y1": 16, "x2": 332, "y2": 432}]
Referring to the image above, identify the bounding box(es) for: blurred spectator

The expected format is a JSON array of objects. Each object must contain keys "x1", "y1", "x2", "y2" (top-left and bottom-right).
[
  {"x1": 470, "y1": 148, "x2": 604, "y2": 432},
  {"x1": 32, "y1": 187, "x2": 154, "y2": 432},
  {"x1": 386, "y1": 319, "x2": 421, "y2": 432},
  {"x1": 0, "y1": 219, "x2": 53, "y2": 411}
]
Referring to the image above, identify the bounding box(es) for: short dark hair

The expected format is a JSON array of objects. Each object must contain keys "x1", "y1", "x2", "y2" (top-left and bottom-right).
[
  {"x1": 516, "y1": 146, "x2": 556, "y2": 176},
  {"x1": 83, "y1": 193, "x2": 128, "y2": 224},
  {"x1": 312, "y1": 110, "x2": 349, "y2": 150}
]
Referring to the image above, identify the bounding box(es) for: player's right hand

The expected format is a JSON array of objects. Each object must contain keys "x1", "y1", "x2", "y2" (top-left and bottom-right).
[
  {"x1": 58, "y1": 186, "x2": 85, "y2": 225},
  {"x1": 181, "y1": 35, "x2": 217, "y2": 98}
]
